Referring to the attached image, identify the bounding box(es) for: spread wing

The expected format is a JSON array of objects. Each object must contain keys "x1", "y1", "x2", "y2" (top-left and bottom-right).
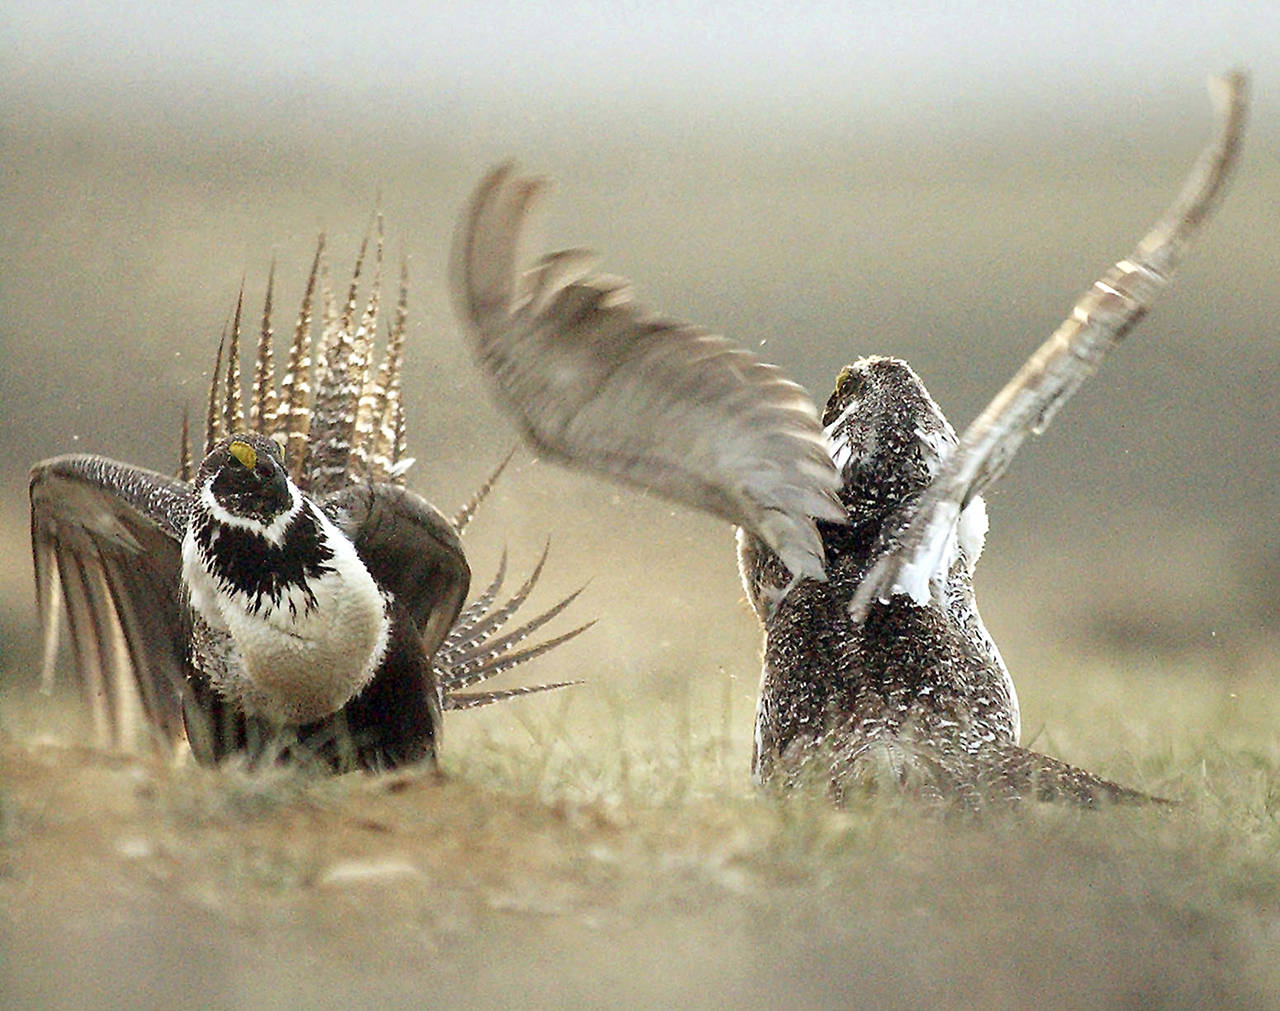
[
  {"x1": 450, "y1": 163, "x2": 845, "y2": 583},
  {"x1": 29, "y1": 455, "x2": 194, "y2": 750},
  {"x1": 324, "y1": 483, "x2": 471, "y2": 661},
  {"x1": 850, "y1": 72, "x2": 1250, "y2": 620}
]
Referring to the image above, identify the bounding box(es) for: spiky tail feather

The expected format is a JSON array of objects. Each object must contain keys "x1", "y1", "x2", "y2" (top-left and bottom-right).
[
  {"x1": 203, "y1": 331, "x2": 226, "y2": 455},
  {"x1": 250, "y1": 261, "x2": 277, "y2": 432},
  {"x1": 279, "y1": 239, "x2": 323, "y2": 483},
  {"x1": 445, "y1": 681, "x2": 582, "y2": 711},
  {"x1": 435, "y1": 546, "x2": 593, "y2": 702},
  {"x1": 452, "y1": 447, "x2": 516, "y2": 534},
  {"x1": 224, "y1": 289, "x2": 245, "y2": 436}
]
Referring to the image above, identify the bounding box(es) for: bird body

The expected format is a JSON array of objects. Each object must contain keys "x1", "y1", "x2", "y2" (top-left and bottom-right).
[
  {"x1": 181, "y1": 436, "x2": 394, "y2": 725},
  {"x1": 739, "y1": 358, "x2": 1138, "y2": 805}
]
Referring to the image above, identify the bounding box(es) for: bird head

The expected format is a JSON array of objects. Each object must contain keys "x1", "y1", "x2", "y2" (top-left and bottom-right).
[
  {"x1": 822, "y1": 356, "x2": 956, "y2": 522},
  {"x1": 197, "y1": 435, "x2": 295, "y2": 528}
]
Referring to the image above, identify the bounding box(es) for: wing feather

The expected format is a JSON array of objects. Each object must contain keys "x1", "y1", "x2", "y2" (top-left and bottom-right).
[
  {"x1": 324, "y1": 483, "x2": 471, "y2": 663},
  {"x1": 450, "y1": 162, "x2": 845, "y2": 582},
  {"x1": 850, "y1": 72, "x2": 1250, "y2": 620},
  {"x1": 29, "y1": 455, "x2": 194, "y2": 750}
]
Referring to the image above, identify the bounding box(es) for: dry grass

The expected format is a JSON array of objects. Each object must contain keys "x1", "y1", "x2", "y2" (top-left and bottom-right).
[{"x1": 4, "y1": 648, "x2": 1280, "y2": 1010}]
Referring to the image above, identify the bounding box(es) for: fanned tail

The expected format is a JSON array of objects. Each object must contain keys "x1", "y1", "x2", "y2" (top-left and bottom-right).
[{"x1": 434, "y1": 543, "x2": 592, "y2": 704}]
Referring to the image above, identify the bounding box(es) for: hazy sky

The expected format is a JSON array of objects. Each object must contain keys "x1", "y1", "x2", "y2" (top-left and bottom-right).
[{"x1": 6, "y1": 2, "x2": 1277, "y2": 140}]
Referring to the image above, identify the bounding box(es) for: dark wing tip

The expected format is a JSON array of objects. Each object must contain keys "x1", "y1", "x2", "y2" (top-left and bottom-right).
[{"x1": 450, "y1": 160, "x2": 551, "y2": 331}]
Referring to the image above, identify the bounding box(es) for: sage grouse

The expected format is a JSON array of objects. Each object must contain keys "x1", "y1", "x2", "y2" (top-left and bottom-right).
[
  {"x1": 30, "y1": 234, "x2": 588, "y2": 773},
  {"x1": 451, "y1": 74, "x2": 1247, "y2": 805}
]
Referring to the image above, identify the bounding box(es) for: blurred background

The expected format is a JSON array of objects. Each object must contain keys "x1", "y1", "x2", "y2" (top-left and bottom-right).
[{"x1": 2, "y1": 1, "x2": 1278, "y2": 743}]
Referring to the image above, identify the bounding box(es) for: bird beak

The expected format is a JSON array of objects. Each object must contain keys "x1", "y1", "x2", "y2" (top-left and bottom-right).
[{"x1": 229, "y1": 441, "x2": 257, "y2": 470}]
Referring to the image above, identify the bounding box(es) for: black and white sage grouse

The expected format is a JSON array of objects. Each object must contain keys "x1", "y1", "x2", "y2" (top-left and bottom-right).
[
  {"x1": 30, "y1": 232, "x2": 588, "y2": 773},
  {"x1": 451, "y1": 74, "x2": 1247, "y2": 806}
]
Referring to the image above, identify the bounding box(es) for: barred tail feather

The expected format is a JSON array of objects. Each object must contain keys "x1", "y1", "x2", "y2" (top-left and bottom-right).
[
  {"x1": 452, "y1": 448, "x2": 516, "y2": 534},
  {"x1": 178, "y1": 408, "x2": 193, "y2": 482},
  {"x1": 204, "y1": 332, "x2": 226, "y2": 455},
  {"x1": 350, "y1": 221, "x2": 386, "y2": 480},
  {"x1": 444, "y1": 680, "x2": 582, "y2": 711},
  {"x1": 313, "y1": 246, "x2": 336, "y2": 406},
  {"x1": 224, "y1": 289, "x2": 245, "y2": 436},
  {"x1": 372, "y1": 259, "x2": 410, "y2": 483},
  {"x1": 280, "y1": 238, "x2": 323, "y2": 484},
  {"x1": 250, "y1": 260, "x2": 277, "y2": 432}
]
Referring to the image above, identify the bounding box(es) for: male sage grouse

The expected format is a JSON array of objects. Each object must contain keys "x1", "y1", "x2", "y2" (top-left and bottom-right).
[
  {"x1": 30, "y1": 231, "x2": 588, "y2": 773},
  {"x1": 451, "y1": 74, "x2": 1247, "y2": 806}
]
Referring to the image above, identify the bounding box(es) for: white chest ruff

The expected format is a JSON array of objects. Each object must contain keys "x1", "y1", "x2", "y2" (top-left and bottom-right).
[{"x1": 182, "y1": 503, "x2": 392, "y2": 724}]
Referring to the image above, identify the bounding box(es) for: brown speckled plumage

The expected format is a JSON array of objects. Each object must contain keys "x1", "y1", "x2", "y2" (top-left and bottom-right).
[{"x1": 740, "y1": 358, "x2": 1151, "y2": 807}]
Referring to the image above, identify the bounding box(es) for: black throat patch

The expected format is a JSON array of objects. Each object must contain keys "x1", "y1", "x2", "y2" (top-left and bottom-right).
[{"x1": 194, "y1": 503, "x2": 338, "y2": 618}]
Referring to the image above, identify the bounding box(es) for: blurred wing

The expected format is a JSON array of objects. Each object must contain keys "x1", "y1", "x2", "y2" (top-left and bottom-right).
[
  {"x1": 324, "y1": 483, "x2": 471, "y2": 661},
  {"x1": 29, "y1": 455, "x2": 193, "y2": 750},
  {"x1": 450, "y1": 162, "x2": 845, "y2": 582},
  {"x1": 851, "y1": 72, "x2": 1250, "y2": 620}
]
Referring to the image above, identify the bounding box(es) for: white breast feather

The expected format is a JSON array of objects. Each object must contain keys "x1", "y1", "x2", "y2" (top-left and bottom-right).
[{"x1": 182, "y1": 501, "x2": 391, "y2": 724}]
